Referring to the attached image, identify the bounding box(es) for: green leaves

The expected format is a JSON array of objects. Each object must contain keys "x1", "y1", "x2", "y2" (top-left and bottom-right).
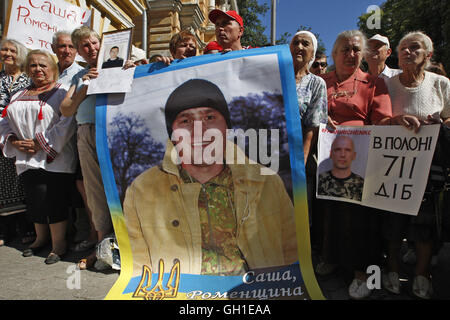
[
  {"x1": 237, "y1": 0, "x2": 269, "y2": 47},
  {"x1": 358, "y1": 0, "x2": 450, "y2": 74}
]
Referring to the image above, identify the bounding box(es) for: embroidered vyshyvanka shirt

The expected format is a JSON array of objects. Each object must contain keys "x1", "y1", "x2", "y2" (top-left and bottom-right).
[{"x1": 0, "y1": 84, "x2": 77, "y2": 175}]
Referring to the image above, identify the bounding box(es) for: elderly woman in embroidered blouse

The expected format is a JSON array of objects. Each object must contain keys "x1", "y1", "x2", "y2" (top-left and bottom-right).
[
  {"x1": 0, "y1": 49, "x2": 77, "y2": 265},
  {"x1": 317, "y1": 30, "x2": 392, "y2": 300},
  {"x1": 381, "y1": 31, "x2": 450, "y2": 300}
]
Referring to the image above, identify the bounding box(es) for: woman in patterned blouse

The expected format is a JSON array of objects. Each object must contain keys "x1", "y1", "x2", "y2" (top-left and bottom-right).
[
  {"x1": 290, "y1": 31, "x2": 328, "y2": 164},
  {"x1": 0, "y1": 39, "x2": 30, "y2": 109},
  {"x1": 289, "y1": 31, "x2": 328, "y2": 264},
  {"x1": 0, "y1": 39, "x2": 32, "y2": 247}
]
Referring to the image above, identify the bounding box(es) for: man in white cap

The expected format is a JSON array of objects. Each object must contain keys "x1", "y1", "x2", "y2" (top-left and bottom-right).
[
  {"x1": 130, "y1": 45, "x2": 148, "y2": 66},
  {"x1": 208, "y1": 9, "x2": 249, "y2": 52},
  {"x1": 365, "y1": 34, "x2": 401, "y2": 80}
]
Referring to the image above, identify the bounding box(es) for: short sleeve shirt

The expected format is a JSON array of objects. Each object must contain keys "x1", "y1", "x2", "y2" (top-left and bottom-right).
[
  {"x1": 379, "y1": 65, "x2": 402, "y2": 81},
  {"x1": 320, "y1": 69, "x2": 392, "y2": 126},
  {"x1": 296, "y1": 73, "x2": 328, "y2": 129},
  {"x1": 318, "y1": 171, "x2": 364, "y2": 201},
  {"x1": 71, "y1": 68, "x2": 97, "y2": 124},
  {"x1": 58, "y1": 62, "x2": 84, "y2": 89}
]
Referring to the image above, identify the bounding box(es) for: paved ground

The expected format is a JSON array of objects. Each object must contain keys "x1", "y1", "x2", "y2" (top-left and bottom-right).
[
  {"x1": 0, "y1": 235, "x2": 119, "y2": 300},
  {"x1": 1, "y1": 214, "x2": 449, "y2": 300},
  {"x1": 312, "y1": 241, "x2": 450, "y2": 300}
]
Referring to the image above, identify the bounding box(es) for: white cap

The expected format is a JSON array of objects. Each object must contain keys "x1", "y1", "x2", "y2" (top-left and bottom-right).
[
  {"x1": 131, "y1": 45, "x2": 147, "y2": 62},
  {"x1": 369, "y1": 34, "x2": 390, "y2": 49},
  {"x1": 291, "y1": 30, "x2": 318, "y2": 70}
]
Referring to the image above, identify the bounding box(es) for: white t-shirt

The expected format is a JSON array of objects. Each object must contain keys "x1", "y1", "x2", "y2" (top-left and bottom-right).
[
  {"x1": 379, "y1": 65, "x2": 402, "y2": 80},
  {"x1": 385, "y1": 71, "x2": 450, "y2": 120}
]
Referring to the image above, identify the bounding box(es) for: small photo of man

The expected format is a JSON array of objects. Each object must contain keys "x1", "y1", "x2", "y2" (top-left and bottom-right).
[
  {"x1": 318, "y1": 135, "x2": 364, "y2": 201},
  {"x1": 102, "y1": 46, "x2": 124, "y2": 69}
]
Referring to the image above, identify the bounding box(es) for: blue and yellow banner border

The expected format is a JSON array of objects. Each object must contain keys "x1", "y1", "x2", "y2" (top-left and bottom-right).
[{"x1": 95, "y1": 45, "x2": 324, "y2": 300}]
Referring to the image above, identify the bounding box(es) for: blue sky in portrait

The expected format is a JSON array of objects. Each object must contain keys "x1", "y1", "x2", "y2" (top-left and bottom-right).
[{"x1": 258, "y1": 0, "x2": 385, "y2": 65}]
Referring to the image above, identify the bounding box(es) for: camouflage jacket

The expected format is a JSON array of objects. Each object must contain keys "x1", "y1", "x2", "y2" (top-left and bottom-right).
[
  {"x1": 180, "y1": 165, "x2": 248, "y2": 276},
  {"x1": 318, "y1": 171, "x2": 364, "y2": 201}
]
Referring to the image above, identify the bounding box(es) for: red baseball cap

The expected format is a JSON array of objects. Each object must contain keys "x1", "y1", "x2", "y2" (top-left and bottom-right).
[
  {"x1": 209, "y1": 9, "x2": 244, "y2": 28},
  {"x1": 204, "y1": 41, "x2": 223, "y2": 53}
]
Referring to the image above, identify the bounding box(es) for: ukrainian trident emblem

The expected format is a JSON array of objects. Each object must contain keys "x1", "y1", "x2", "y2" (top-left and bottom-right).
[{"x1": 133, "y1": 259, "x2": 181, "y2": 300}]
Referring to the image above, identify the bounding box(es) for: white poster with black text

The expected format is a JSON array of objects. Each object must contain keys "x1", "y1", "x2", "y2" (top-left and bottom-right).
[{"x1": 316, "y1": 124, "x2": 440, "y2": 215}]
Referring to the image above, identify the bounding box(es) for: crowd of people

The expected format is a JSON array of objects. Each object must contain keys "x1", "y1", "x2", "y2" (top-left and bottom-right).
[
  {"x1": 0, "y1": 8, "x2": 449, "y2": 300},
  {"x1": 305, "y1": 30, "x2": 449, "y2": 300}
]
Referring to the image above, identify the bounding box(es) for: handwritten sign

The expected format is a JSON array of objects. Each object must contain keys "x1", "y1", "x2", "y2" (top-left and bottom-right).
[
  {"x1": 317, "y1": 124, "x2": 440, "y2": 215},
  {"x1": 4, "y1": 0, "x2": 91, "y2": 52}
]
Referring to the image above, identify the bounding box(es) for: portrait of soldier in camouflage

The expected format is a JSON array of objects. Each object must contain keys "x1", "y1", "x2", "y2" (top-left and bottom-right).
[
  {"x1": 122, "y1": 79, "x2": 298, "y2": 277},
  {"x1": 318, "y1": 135, "x2": 364, "y2": 201}
]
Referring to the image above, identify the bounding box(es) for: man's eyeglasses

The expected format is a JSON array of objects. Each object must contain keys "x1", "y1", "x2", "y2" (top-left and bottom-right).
[{"x1": 312, "y1": 61, "x2": 327, "y2": 68}]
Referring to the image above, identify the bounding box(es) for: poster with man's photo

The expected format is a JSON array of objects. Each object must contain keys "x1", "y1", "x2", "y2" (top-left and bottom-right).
[
  {"x1": 95, "y1": 46, "x2": 324, "y2": 300},
  {"x1": 87, "y1": 28, "x2": 134, "y2": 95},
  {"x1": 317, "y1": 124, "x2": 440, "y2": 215}
]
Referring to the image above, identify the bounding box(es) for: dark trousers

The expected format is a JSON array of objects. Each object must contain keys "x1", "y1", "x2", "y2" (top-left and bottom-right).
[{"x1": 20, "y1": 169, "x2": 74, "y2": 225}]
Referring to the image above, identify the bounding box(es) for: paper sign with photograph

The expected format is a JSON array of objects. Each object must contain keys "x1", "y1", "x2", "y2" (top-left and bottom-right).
[
  {"x1": 95, "y1": 45, "x2": 324, "y2": 300},
  {"x1": 87, "y1": 28, "x2": 134, "y2": 95},
  {"x1": 317, "y1": 124, "x2": 440, "y2": 215}
]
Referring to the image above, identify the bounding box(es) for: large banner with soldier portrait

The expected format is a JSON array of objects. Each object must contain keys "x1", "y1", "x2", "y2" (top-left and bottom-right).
[{"x1": 95, "y1": 46, "x2": 324, "y2": 300}]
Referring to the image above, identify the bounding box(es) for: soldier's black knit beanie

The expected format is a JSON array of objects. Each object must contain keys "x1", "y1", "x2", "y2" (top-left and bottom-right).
[{"x1": 164, "y1": 79, "x2": 232, "y2": 137}]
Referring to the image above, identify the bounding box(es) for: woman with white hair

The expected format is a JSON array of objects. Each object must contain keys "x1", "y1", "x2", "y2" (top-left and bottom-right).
[
  {"x1": 290, "y1": 31, "x2": 328, "y2": 163},
  {"x1": 381, "y1": 31, "x2": 450, "y2": 299},
  {"x1": 317, "y1": 30, "x2": 392, "y2": 300},
  {"x1": 0, "y1": 39, "x2": 30, "y2": 108},
  {"x1": 0, "y1": 39, "x2": 33, "y2": 247},
  {"x1": 289, "y1": 31, "x2": 328, "y2": 258}
]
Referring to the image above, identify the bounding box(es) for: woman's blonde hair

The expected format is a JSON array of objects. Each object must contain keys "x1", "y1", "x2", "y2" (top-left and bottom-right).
[
  {"x1": 25, "y1": 49, "x2": 59, "y2": 82},
  {"x1": 0, "y1": 39, "x2": 29, "y2": 71},
  {"x1": 71, "y1": 26, "x2": 101, "y2": 49}
]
